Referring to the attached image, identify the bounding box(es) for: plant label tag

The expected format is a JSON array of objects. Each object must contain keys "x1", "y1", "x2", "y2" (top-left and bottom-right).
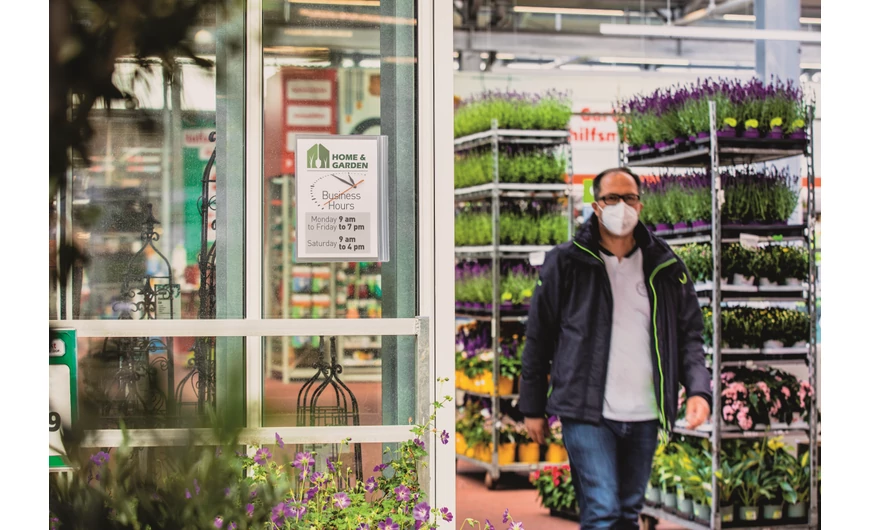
[
  {"x1": 723, "y1": 513, "x2": 733, "y2": 523},
  {"x1": 739, "y1": 233, "x2": 760, "y2": 249},
  {"x1": 529, "y1": 251, "x2": 546, "y2": 267},
  {"x1": 773, "y1": 510, "x2": 782, "y2": 519}
]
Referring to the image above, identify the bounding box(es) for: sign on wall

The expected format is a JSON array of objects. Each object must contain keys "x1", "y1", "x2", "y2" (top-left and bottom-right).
[
  {"x1": 294, "y1": 135, "x2": 390, "y2": 263},
  {"x1": 50, "y1": 329, "x2": 77, "y2": 470}
]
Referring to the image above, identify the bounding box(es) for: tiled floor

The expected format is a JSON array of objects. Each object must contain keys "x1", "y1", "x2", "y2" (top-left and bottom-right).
[{"x1": 455, "y1": 460, "x2": 686, "y2": 530}]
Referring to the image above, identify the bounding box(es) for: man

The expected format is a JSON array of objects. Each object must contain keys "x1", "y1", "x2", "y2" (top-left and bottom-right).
[{"x1": 519, "y1": 168, "x2": 712, "y2": 530}]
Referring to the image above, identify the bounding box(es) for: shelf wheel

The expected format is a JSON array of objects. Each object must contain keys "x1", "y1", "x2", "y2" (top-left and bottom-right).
[{"x1": 484, "y1": 471, "x2": 500, "y2": 490}]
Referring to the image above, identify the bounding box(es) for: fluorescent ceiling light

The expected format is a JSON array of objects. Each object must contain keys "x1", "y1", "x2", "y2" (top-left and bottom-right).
[
  {"x1": 263, "y1": 46, "x2": 330, "y2": 55},
  {"x1": 559, "y1": 64, "x2": 640, "y2": 72},
  {"x1": 341, "y1": 58, "x2": 355, "y2": 68},
  {"x1": 298, "y1": 8, "x2": 416, "y2": 25},
  {"x1": 723, "y1": 14, "x2": 755, "y2": 22},
  {"x1": 599, "y1": 56, "x2": 690, "y2": 66},
  {"x1": 656, "y1": 67, "x2": 753, "y2": 76},
  {"x1": 288, "y1": 0, "x2": 379, "y2": 6},
  {"x1": 800, "y1": 62, "x2": 821, "y2": 69},
  {"x1": 284, "y1": 28, "x2": 354, "y2": 38},
  {"x1": 480, "y1": 52, "x2": 490, "y2": 59},
  {"x1": 506, "y1": 62, "x2": 556, "y2": 70},
  {"x1": 723, "y1": 15, "x2": 822, "y2": 25},
  {"x1": 358, "y1": 58, "x2": 380, "y2": 68},
  {"x1": 600, "y1": 23, "x2": 822, "y2": 43},
  {"x1": 495, "y1": 53, "x2": 515, "y2": 60},
  {"x1": 513, "y1": 6, "x2": 624, "y2": 17}
]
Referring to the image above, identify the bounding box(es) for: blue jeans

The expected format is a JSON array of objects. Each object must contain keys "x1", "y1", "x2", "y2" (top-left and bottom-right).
[{"x1": 561, "y1": 418, "x2": 659, "y2": 530}]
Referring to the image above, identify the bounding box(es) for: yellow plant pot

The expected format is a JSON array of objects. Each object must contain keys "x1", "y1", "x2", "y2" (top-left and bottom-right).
[
  {"x1": 497, "y1": 443, "x2": 517, "y2": 465},
  {"x1": 455, "y1": 433, "x2": 467, "y2": 455},
  {"x1": 454, "y1": 370, "x2": 464, "y2": 390},
  {"x1": 476, "y1": 444, "x2": 493, "y2": 463},
  {"x1": 545, "y1": 444, "x2": 569, "y2": 463},
  {"x1": 473, "y1": 371, "x2": 494, "y2": 394},
  {"x1": 518, "y1": 442, "x2": 541, "y2": 463},
  {"x1": 497, "y1": 376, "x2": 514, "y2": 396},
  {"x1": 464, "y1": 445, "x2": 476, "y2": 458}
]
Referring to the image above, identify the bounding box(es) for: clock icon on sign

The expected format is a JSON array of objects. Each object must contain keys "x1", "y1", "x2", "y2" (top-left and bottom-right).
[{"x1": 309, "y1": 172, "x2": 366, "y2": 211}]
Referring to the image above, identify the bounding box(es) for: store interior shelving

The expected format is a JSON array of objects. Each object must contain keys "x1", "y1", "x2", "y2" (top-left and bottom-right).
[
  {"x1": 454, "y1": 120, "x2": 574, "y2": 489},
  {"x1": 622, "y1": 102, "x2": 820, "y2": 530}
]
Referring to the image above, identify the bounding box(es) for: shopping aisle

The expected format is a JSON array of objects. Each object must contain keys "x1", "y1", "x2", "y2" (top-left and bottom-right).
[{"x1": 456, "y1": 460, "x2": 685, "y2": 530}]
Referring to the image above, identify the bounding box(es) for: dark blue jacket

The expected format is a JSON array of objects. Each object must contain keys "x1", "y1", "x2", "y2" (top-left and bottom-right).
[{"x1": 518, "y1": 216, "x2": 712, "y2": 432}]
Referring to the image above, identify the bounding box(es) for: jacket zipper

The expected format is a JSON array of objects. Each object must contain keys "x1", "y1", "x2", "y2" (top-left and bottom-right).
[{"x1": 649, "y1": 258, "x2": 678, "y2": 439}]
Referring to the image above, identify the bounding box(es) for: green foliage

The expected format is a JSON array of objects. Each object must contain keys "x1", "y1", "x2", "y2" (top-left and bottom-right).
[
  {"x1": 529, "y1": 465, "x2": 576, "y2": 513},
  {"x1": 455, "y1": 212, "x2": 567, "y2": 247},
  {"x1": 454, "y1": 90, "x2": 573, "y2": 138}
]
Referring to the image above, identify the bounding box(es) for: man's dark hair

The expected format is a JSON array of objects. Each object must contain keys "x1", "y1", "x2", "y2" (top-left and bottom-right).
[{"x1": 592, "y1": 167, "x2": 642, "y2": 199}]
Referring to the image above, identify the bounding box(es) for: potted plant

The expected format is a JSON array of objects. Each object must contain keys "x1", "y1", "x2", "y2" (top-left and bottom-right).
[
  {"x1": 656, "y1": 451, "x2": 679, "y2": 510},
  {"x1": 497, "y1": 422, "x2": 518, "y2": 466},
  {"x1": 685, "y1": 443, "x2": 713, "y2": 522},
  {"x1": 778, "y1": 449, "x2": 810, "y2": 520},
  {"x1": 544, "y1": 417, "x2": 568, "y2": 463},
  {"x1": 734, "y1": 450, "x2": 765, "y2": 522},
  {"x1": 515, "y1": 422, "x2": 541, "y2": 463},
  {"x1": 530, "y1": 465, "x2": 578, "y2": 517},
  {"x1": 715, "y1": 459, "x2": 742, "y2": 524},
  {"x1": 759, "y1": 439, "x2": 788, "y2": 521},
  {"x1": 672, "y1": 446, "x2": 696, "y2": 517}
]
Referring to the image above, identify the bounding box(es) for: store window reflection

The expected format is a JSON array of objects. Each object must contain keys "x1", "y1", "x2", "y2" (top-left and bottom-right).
[{"x1": 262, "y1": 0, "x2": 418, "y2": 426}]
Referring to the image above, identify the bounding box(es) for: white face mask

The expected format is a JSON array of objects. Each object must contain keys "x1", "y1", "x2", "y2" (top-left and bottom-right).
[{"x1": 599, "y1": 201, "x2": 639, "y2": 237}]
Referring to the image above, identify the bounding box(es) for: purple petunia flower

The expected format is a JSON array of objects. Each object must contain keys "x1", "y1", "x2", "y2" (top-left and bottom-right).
[
  {"x1": 228, "y1": 523, "x2": 237, "y2": 530},
  {"x1": 275, "y1": 433, "x2": 284, "y2": 448},
  {"x1": 365, "y1": 477, "x2": 378, "y2": 493},
  {"x1": 293, "y1": 451, "x2": 315, "y2": 469},
  {"x1": 441, "y1": 507, "x2": 454, "y2": 522},
  {"x1": 254, "y1": 447, "x2": 271, "y2": 466},
  {"x1": 373, "y1": 463, "x2": 390, "y2": 473},
  {"x1": 357, "y1": 525, "x2": 370, "y2": 530},
  {"x1": 333, "y1": 492, "x2": 351, "y2": 510},
  {"x1": 326, "y1": 457, "x2": 336, "y2": 473},
  {"x1": 413, "y1": 502, "x2": 430, "y2": 522},
  {"x1": 413, "y1": 438, "x2": 425, "y2": 450},
  {"x1": 214, "y1": 516, "x2": 224, "y2": 528},
  {"x1": 503, "y1": 509, "x2": 510, "y2": 523},
  {"x1": 90, "y1": 451, "x2": 110, "y2": 466},
  {"x1": 441, "y1": 430, "x2": 450, "y2": 445},
  {"x1": 508, "y1": 522, "x2": 524, "y2": 530},
  {"x1": 394, "y1": 485, "x2": 411, "y2": 502},
  {"x1": 246, "y1": 504, "x2": 254, "y2": 518},
  {"x1": 287, "y1": 502, "x2": 307, "y2": 520},
  {"x1": 378, "y1": 518, "x2": 399, "y2": 530},
  {"x1": 484, "y1": 519, "x2": 495, "y2": 530}
]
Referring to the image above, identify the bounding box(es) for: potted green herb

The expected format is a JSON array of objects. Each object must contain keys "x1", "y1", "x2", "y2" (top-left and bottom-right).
[
  {"x1": 780, "y1": 451, "x2": 811, "y2": 519},
  {"x1": 656, "y1": 450, "x2": 679, "y2": 510},
  {"x1": 734, "y1": 452, "x2": 765, "y2": 522},
  {"x1": 685, "y1": 443, "x2": 713, "y2": 521}
]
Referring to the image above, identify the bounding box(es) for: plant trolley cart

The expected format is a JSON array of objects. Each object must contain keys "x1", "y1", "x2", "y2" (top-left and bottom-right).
[
  {"x1": 453, "y1": 120, "x2": 574, "y2": 489},
  {"x1": 622, "y1": 102, "x2": 819, "y2": 530}
]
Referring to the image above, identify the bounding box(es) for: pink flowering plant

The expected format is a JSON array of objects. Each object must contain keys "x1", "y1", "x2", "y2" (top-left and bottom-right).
[{"x1": 49, "y1": 378, "x2": 527, "y2": 530}]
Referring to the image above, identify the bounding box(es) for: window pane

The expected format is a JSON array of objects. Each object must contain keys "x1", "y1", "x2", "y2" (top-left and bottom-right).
[{"x1": 264, "y1": 335, "x2": 414, "y2": 426}]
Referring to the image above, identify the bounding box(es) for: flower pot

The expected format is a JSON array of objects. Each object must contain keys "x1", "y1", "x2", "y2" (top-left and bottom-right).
[
  {"x1": 718, "y1": 126, "x2": 737, "y2": 138},
  {"x1": 759, "y1": 277, "x2": 775, "y2": 287},
  {"x1": 673, "y1": 137, "x2": 686, "y2": 145},
  {"x1": 732, "y1": 273, "x2": 755, "y2": 286},
  {"x1": 497, "y1": 376, "x2": 515, "y2": 396},
  {"x1": 654, "y1": 141, "x2": 669, "y2": 149},
  {"x1": 688, "y1": 134, "x2": 698, "y2": 142},
  {"x1": 691, "y1": 220, "x2": 710, "y2": 229},
  {"x1": 497, "y1": 443, "x2": 517, "y2": 465},
  {"x1": 763, "y1": 340, "x2": 784, "y2": 349},
  {"x1": 768, "y1": 126, "x2": 784, "y2": 139},
  {"x1": 738, "y1": 506, "x2": 760, "y2": 522},
  {"x1": 693, "y1": 502, "x2": 711, "y2": 521},
  {"x1": 678, "y1": 498, "x2": 694, "y2": 515},
  {"x1": 789, "y1": 129, "x2": 807, "y2": 140},
  {"x1": 499, "y1": 302, "x2": 513, "y2": 312},
  {"x1": 545, "y1": 444, "x2": 568, "y2": 463},
  {"x1": 787, "y1": 502, "x2": 807, "y2": 519},
  {"x1": 793, "y1": 340, "x2": 808, "y2": 348},
  {"x1": 743, "y1": 128, "x2": 760, "y2": 139},
  {"x1": 646, "y1": 485, "x2": 662, "y2": 504},
  {"x1": 640, "y1": 144, "x2": 651, "y2": 151},
  {"x1": 785, "y1": 277, "x2": 802, "y2": 286},
  {"x1": 484, "y1": 303, "x2": 493, "y2": 311},
  {"x1": 672, "y1": 221, "x2": 689, "y2": 231},
  {"x1": 517, "y1": 443, "x2": 541, "y2": 463},
  {"x1": 763, "y1": 503, "x2": 784, "y2": 520},
  {"x1": 475, "y1": 444, "x2": 493, "y2": 462},
  {"x1": 662, "y1": 491, "x2": 677, "y2": 509},
  {"x1": 628, "y1": 145, "x2": 640, "y2": 154},
  {"x1": 697, "y1": 131, "x2": 710, "y2": 140},
  {"x1": 455, "y1": 433, "x2": 468, "y2": 455},
  {"x1": 719, "y1": 505, "x2": 735, "y2": 523},
  {"x1": 656, "y1": 223, "x2": 671, "y2": 232}
]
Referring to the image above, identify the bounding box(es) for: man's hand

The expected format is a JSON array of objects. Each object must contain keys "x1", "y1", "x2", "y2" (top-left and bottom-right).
[
  {"x1": 685, "y1": 396, "x2": 711, "y2": 430},
  {"x1": 525, "y1": 417, "x2": 550, "y2": 445}
]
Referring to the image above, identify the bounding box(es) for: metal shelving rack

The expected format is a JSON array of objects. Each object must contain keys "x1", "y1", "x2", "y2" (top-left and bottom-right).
[
  {"x1": 621, "y1": 102, "x2": 819, "y2": 530},
  {"x1": 454, "y1": 120, "x2": 573, "y2": 489}
]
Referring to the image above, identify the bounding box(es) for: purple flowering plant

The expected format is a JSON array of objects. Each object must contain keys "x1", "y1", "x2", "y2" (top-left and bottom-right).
[{"x1": 49, "y1": 377, "x2": 525, "y2": 530}]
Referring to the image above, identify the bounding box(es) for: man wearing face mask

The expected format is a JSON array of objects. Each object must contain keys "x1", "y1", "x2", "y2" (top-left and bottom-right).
[{"x1": 518, "y1": 168, "x2": 712, "y2": 530}]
